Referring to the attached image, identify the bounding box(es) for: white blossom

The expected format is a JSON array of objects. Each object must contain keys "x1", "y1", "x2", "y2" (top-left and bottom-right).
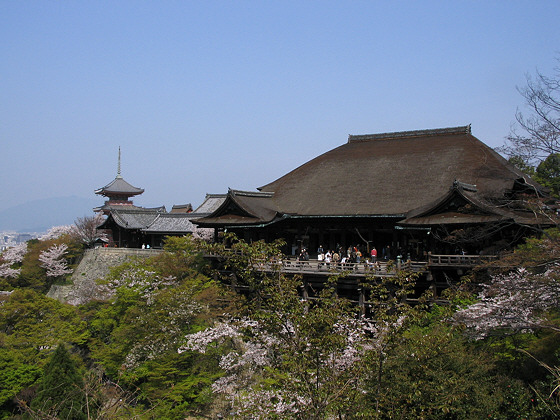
[
  {"x1": 192, "y1": 226, "x2": 214, "y2": 242},
  {"x1": 1, "y1": 243, "x2": 27, "y2": 264},
  {"x1": 39, "y1": 244, "x2": 73, "y2": 277},
  {"x1": 0, "y1": 263, "x2": 21, "y2": 279},
  {"x1": 102, "y1": 266, "x2": 180, "y2": 305},
  {"x1": 181, "y1": 314, "x2": 376, "y2": 416},
  {"x1": 453, "y1": 267, "x2": 560, "y2": 339},
  {"x1": 0, "y1": 243, "x2": 28, "y2": 279},
  {"x1": 39, "y1": 225, "x2": 77, "y2": 241}
]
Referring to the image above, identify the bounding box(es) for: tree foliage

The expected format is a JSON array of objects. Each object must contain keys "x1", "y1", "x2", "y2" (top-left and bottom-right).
[
  {"x1": 374, "y1": 322, "x2": 513, "y2": 419},
  {"x1": 86, "y1": 236, "x2": 233, "y2": 417},
  {"x1": 0, "y1": 289, "x2": 88, "y2": 417},
  {"x1": 30, "y1": 344, "x2": 87, "y2": 419},
  {"x1": 182, "y1": 238, "x2": 373, "y2": 418},
  {"x1": 74, "y1": 213, "x2": 107, "y2": 247},
  {"x1": 4, "y1": 228, "x2": 560, "y2": 417},
  {"x1": 535, "y1": 152, "x2": 560, "y2": 197}
]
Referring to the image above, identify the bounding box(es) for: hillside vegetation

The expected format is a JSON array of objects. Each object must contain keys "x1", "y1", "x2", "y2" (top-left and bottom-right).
[{"x1": 1, "y1": 226, "x2": 560, "y2": 419}]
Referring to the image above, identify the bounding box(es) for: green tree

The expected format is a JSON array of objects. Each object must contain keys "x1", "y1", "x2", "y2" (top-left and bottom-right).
[
  {"x1": 0, "y1": 289, "x2": 88, "y2": 417},
  {"x1": 0, "y1": 289, "x2": 88, "y2": 363},
  {"x1": 372, "y1": 321, "x2": 527, "y2": 419},
  {"x1": 508, "y1": 155, "x2": 536, "y2": 176},
  {"x1": 535, "y1": 153, "x2": 560, "y2": 197},
  {"x1": 184, "y1": 235, "x2": 423, "y2": 418},
  {"x1": 30, "y1": 344, "x2": 87, "y2": 419},
  {"x1": 6, "y1": 235, "x2": 82, "y2": 292},
  {"x1": 86, "y1": 237, "x2": 233, "y2": 417},
  {"x1": 0, "y1": 347, "x2": 41, "y2": 418}
]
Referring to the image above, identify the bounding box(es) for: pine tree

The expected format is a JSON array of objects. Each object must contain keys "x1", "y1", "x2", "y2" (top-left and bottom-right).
[{"x1": 31, "y1": 344, "x2": 87, "y2": 419}]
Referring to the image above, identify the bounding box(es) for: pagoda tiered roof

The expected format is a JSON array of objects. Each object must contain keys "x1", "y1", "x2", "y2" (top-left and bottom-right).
[{"x1": 95, "y1": 175, "x2": 144, "y2": 197}]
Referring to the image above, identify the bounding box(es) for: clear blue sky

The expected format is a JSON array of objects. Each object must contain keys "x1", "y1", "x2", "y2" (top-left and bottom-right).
[{"x1": 1, "y1": 1, "x2": 559, "y2": 212}]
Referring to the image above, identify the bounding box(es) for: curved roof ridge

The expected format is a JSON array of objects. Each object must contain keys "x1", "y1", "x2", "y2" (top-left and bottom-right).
[
  {"x1": 348, "y1": 124, "x2": 471, "y2": 143},
  {"x1": 229, "y1": 188, "x2": 274, "y2": 198},
  {"x1": 95, "y1": 176, "x2": 144, "y2": 195}
]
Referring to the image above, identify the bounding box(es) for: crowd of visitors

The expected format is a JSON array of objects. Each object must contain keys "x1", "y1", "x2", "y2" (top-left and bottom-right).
[{"x1": 298, "y1": 243, "x2": 397, "y2": 266}]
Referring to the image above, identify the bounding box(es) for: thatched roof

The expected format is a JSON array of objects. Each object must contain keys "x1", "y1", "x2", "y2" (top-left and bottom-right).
[{"x1": 195, "y1": 125, "x2": 543, "y2": 226}]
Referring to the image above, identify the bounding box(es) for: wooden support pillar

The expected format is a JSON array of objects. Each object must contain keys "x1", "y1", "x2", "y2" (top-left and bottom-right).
[
  {"x1": 358, "y1": 287, "x2": 365, "y2": 316},
  {"x1": 302, "y1": 280, "x2": 309, "y2": 300},
  {"x1": 426, "y1": 270, "x2": 436, "y2": 300}
]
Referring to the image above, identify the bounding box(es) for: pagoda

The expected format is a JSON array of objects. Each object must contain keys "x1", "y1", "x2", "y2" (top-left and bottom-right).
[{"x1": 94, "y1": 147, "x2": 145, "y2": 215}]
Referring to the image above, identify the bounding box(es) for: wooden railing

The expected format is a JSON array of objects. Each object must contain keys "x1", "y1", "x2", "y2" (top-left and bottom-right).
[
  {"x1": 427, "y1": 254, "x2": 497, "y2": 267},
  {"x1": 254, "y1": 254, "x2": 497, "y2": 276},
  {"x1": 90, "y1": 247, "x2": 164, "y2": 256},
  {"x1": 254, "y1": 258, "x2": 428, "y2": 277},
  {"x1": 281, "y1": 259, "x2": 394, "y2": 275}
]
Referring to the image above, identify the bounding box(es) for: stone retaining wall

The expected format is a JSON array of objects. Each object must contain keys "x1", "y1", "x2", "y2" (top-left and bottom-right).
[{"x1": 47, "y1": 248, "x2": 161, "y2": 305}]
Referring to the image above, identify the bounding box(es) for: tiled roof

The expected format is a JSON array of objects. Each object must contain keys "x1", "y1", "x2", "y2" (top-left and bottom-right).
[
  {"x1": 107, "y1": 208, "x2": 164, "y2": 229},
  {"x1": 98, "y1": 207, "x2": 196, "y2": 234},
  {"x1": 170, "y1": 204, "x2": 193, "y2": 214},
  {"x1": 193, "y1": 194, "x2": 227, "y2": 215},
  {"x1": 95, "y1": 175, "x2": 144, "y2": 196},
  {"x1": 143, "y1": 214, "x2": 196, "y2": 234}
]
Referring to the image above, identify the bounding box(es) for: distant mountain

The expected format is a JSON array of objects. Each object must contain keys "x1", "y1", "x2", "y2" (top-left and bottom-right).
[{"x1": 0, "y1": 196, "x2": 100, "y2": 232}]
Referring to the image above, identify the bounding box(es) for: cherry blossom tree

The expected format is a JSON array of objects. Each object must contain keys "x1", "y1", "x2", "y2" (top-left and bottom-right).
[
  {"x1": 0, "y1": 243, "x2": 27, "y2": 279},
  {"x1": 181, "y1": 234, "x2": 424, "y2": 418},
  {"x1": 192, "y1": 226, "x2": 214, "y2": 242},
  {"x1": 453, "y1": 267, "x2": 560, "y2": 339},
  {"x1": 39, "y1": 225, "x2": 77, "y2": 241},
  {"x1": 94, "y1": 258, "x2": 208, "y2": 372},
  {"x1": 1, "y1": 243, "x2": 28, "y2": 264},
  {"x1": 74, "y1": 213, "x2": 107, "y2": 246},
  {"x1": 0, "y1": 264, "x2": 20, "y2": 279},
  {"x1": 451, "y1": 227, "x2": 560, "y2": 339},
  {"x1": 180, "y1": 306, "x2": 376, "y2": 418},
  {"x1": 38, "y1": 244, "x2": 73, "y2": 278},
  {"x1": 500, "y1": 58, "x2": 560, "y2": 166}
]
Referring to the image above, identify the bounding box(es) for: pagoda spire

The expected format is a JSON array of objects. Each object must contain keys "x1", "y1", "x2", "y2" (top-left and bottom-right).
[{"x1": 117, "y1": 146, "x2": 122, "y2": 179}]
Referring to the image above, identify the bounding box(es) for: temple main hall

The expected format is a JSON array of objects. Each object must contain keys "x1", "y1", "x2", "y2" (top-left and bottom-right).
[{"x1": 193, "y1": 125, "x2": 548, "y2": 259}]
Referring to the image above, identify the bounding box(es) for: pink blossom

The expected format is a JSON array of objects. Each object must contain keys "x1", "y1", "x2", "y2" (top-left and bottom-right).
[
  {"x1": 181, "y1": 314, "x2": 377, "y2": 415},
  {"x1": 0, "y1": 243, "x2": 27, "y2": 279}
]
